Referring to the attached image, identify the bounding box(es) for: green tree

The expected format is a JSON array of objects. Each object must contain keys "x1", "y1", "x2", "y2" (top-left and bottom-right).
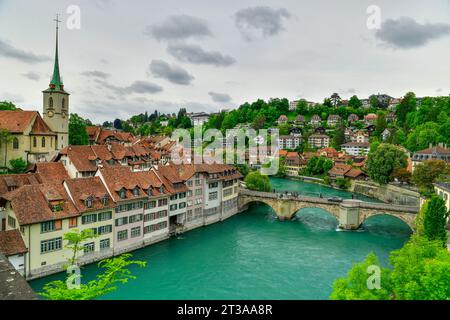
[
  {"x1": 332, "y1": 123, "x2": 346, "y2": 149},
  {"x1": 366, "y1": 144, "x2": 408, "y2": 184},
  {"x1": 405, "y1": 122, "x2": 446, "y2": 152},
  {"x1": 40, "y1": 229, "x2": 146, "y2": 300},
  {"x1": 244, "y1": 171, "x2": 271, "y2": 192},
  {"x1": 69, "y1": 114, "x2": 89, "y2": 145},
  {"x1": 9, "y1": 158, "x2": 27, "y2": 174},
  {"x1": 295, "y1": 100, "x2": 309, "y2": 114},
  {"x1": 331, "y1": 236, "x2": 450, "y2": 300},
  {"x1": 396, "y1": 92, "x2": 417, "y2": 127},
  {"x1": 336, "y1": 178, "x2": 350, "y2": 190},
  {"x1": 278, "y1": 123, "x2": 292, "y2": 136},
  {"x1": 330, "y1": 93, "x2": 341, "y2": 108},
  {"x1": 252, "y1": 115, "x2": 266, "y2": 130},
  {"x1": 330, "y1": 252, "x2": 392, "y2": 300},
  {"x1": 348, "y1": 95, "x2": 362, "y2": 109},
  {"x1": 306, "y1": 156, "x2": 333, "y2": 176},
  {"x1": 236, "y1": 164, "x2": 250, "y2": 177},
  {"x1": 389, "y1": 236, "x2": 450, "y2": 300},
  {"x1": 416, "y1": 196, "x2": 449, "y2": 245},
  {"x1": 276, "y1": 157, "x2": 287, "y2": 178},
  {"x1": 412, "y1": 160, "x2": 450, "y2": 192},
  {"x1": 0, "y1": 101, "x2": 16, "y2": 110},
  {"x1": 374, "y1": 112, "x2": 387, "y2": 138}
]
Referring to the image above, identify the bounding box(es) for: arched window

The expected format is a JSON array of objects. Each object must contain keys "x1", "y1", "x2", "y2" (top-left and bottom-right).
[
  {"x1": 48, "y1": 97, "x2": 54, "y2": 109},
  {"x1": 33, "y1": 137, "x2": 37, "y2": 148},
  {"x1": 42, "y1": 137, "x2": 46, "y2": 148},
  {"x1": 62, "y1": 98, "x2": 66, "y2": 109},
  {"x1": 13, "y1": 138, "x2": 19, "y2": 149}
]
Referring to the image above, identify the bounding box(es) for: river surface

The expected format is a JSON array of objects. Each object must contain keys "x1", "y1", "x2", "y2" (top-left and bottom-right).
[{"x1": 30, "y1": 178, "x2": 411, "y2": 300}]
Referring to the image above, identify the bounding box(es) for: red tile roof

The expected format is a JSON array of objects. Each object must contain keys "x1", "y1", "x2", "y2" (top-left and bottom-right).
[
  {"x1": 64, "y1": 177, "x2": 114, "y2": 213},
  {"x1": 2, "y1": 184, "x2": 79, "y2": 225},
  {"x1": 0, "y1": 110, "x2": 49, "y2": 134},
  {"x1": 30, "y1": 115, "x2": 56, "y2": 136},
  {"x1": 35, "y1": 162, "x2": 70, "y2": 185},
  {"x1": 0, "y1": 230, "x2": 27, "y2": 256}
]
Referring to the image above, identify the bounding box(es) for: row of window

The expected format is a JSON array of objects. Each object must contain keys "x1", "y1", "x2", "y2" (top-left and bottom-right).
[
  {"x1": 144, "y1": 221, "x2": 168, "y2": 234},
  {"x1": 169, "y1": 202, "x2": 187, "y2": 211},
  {"x1": 170, "y1": 193, "x2": 187, "y2": 201},
  {"x1": 144, "y1": 210, "x2": 168, "y2": 222},
  {"x1": 41, "y1": 220, "x2": 62, "y2": 233},
  {"x1": 115, "y1": 214, "x2": 143, "y2": 227},
  {"x1": 81, "y1": 211, "x2": 112, "y2": 225},
  {"x1": 115, "y1": 201, "x2": 143, "y2": 213},
  {"x1": 143, "y1": 198, "x2": 168, "y2": 210},
  {"x1": 32, "y1": 137, "x2": 52, "y2": 148},
  {"x1": 83, "y1": 238, "x2": 110, "y2": 254},
  {"x1": 117, "y1": 227, "x2": 142, "y2": 242}
]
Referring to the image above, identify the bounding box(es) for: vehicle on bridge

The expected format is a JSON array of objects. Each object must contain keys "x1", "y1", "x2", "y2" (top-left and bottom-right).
[{"x1": 327, "y1": 196, "x2": 343, "y2": 203}]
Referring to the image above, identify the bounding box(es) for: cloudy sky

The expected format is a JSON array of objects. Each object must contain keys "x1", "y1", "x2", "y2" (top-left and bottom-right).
[{"x1": 0, "y1": 0, "x2": 449, "y2": 124}]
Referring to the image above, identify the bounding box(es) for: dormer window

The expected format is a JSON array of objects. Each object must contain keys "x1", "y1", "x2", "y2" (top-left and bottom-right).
[
  {"x1": 133, "y1": 187, "x2": 140, "y2": 196},
  {"x1": 85, "y1": 197, "x2": 93, "y2": 208},
  {"x1": 52, "y1": 202, "x2": 64, "y2": 212},
  {"x1": 119, "y1": 189, "x2": 126, "y2": 199},
  {"x1": 159, "y1": 186, "x2": 165, "y2": 194},
  {"x1": 147, "y1": 189, "x2": 153, "y2": 196},
  {"x1": 101, "y1": 196, "x2": 109, "y2": 206}
]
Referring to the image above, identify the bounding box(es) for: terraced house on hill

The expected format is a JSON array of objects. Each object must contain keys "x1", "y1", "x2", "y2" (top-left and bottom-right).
[{"x1": 0, "y1": 162, "x2": 243, "y2": 279}]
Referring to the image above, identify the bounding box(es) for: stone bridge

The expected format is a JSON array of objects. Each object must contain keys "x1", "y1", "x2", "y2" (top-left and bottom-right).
[{"x1": 238, "y1": 188, "x2": 419, "y2": 230}]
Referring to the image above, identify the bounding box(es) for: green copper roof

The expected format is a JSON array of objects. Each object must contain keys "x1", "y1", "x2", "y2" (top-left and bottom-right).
[{"x1": 48, "y1": 22, "x2": 64, "y2": 91}]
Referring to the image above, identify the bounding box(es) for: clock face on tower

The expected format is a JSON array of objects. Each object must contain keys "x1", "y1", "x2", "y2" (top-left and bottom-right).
[{"x1": 47, "y1": 110, "x2": 54, "y2": 118}]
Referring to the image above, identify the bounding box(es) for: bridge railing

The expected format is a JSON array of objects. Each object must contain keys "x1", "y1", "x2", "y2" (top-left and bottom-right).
[{"x1": 238, "y1": 188, "x2": 419, "y2": 214}]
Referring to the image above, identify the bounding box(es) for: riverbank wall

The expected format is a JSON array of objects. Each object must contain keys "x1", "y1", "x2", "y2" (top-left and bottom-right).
[
  {"x1": 27, "y1": 209, "x2": 241, "y2": 281},
  {"x1": 350, "y1": 181, "x2": 420, "y2": 206}
]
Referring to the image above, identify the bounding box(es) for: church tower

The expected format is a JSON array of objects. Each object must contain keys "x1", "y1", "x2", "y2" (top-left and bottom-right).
[{"x1": 43, "y1": 15, "x2": 69, "y2": 150}]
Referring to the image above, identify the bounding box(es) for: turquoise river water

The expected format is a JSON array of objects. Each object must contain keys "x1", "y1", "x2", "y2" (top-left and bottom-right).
[{"x1": 30, "y1": 178, "x2": 412, "y2": 300}]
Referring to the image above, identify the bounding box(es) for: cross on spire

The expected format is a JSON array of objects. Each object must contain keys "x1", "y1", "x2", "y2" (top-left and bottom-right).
[
  {"x1": 54, "y1": 14, "x2": 61, "y2": 30},
  {"x1": 49, "y1": 14, "x2": 64, "y2": 91}
]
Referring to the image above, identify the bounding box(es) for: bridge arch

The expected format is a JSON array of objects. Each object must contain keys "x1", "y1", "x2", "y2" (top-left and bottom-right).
[
  {"x1": 239, "y1": 197, "x2": 278, "y2": 216},
  {"x1": 294, "y1": 206, "x2": 339, "y2": 227},
  {"x1": 293, "y1": 204, "x2": 340, "y2": 220},
  {"x1": 360, "y1": 211, "x2": 415, "y2": 232}
]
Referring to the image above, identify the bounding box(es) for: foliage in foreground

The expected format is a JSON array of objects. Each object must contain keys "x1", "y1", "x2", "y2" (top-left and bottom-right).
[
  {"x1": 40, "y1": 254, "x2": 146, "y2": 300},
  {"x1": 416, "y1": 196, "x2": 449, "y2": 246},
  {"x1": 39, "y1": 229, "x2": 146, "y2": 300},
  {"x1": 330, "y1": 236, "x2": 450, "y2": 300}
]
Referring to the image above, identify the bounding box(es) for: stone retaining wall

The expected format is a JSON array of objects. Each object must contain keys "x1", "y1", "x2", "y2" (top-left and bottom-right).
[{"x1": 350, "y1": 181, "x2": 420, "y2": 206}]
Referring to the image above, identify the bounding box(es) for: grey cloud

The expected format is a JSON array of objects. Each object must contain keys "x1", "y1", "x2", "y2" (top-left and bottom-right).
[
  {"x1": 22, "y1": 71, "x2": 40, "y2": 81},
  {"x1": 0, "y1": 39, "x2": 51, "y2": 63},
  {"x1": 81, "y1": 70, "x2": 111, "y2": 79},
  {"x1": 235, "y1": 6, "x2": 291, "y2": 41},
  {"x1": 145, "y1": 15, "x2": 212, "y2": 41},
  {"x1": 167, "y1": 43, "x2": 236, "y2": 67},
  {"x1": 127, "y1": 81, "x2": 163, "y2": 94},
  {"x1": 375, "y1": 17, "x2": 450, "y2": 49},
  {"x1": 208, "y1": 92, "x2": 232, "y2": 103},
  {"x1": 95, "y1": 79, "x2": 163, "y2": 95},
  {"x1": 149, "y1": 60, "x2": 194, "y2": 85}
]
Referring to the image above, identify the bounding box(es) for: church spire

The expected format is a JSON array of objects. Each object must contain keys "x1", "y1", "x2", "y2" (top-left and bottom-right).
[{"x1": 49, "y1": 14, "x2": 64, "y2": 91}]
